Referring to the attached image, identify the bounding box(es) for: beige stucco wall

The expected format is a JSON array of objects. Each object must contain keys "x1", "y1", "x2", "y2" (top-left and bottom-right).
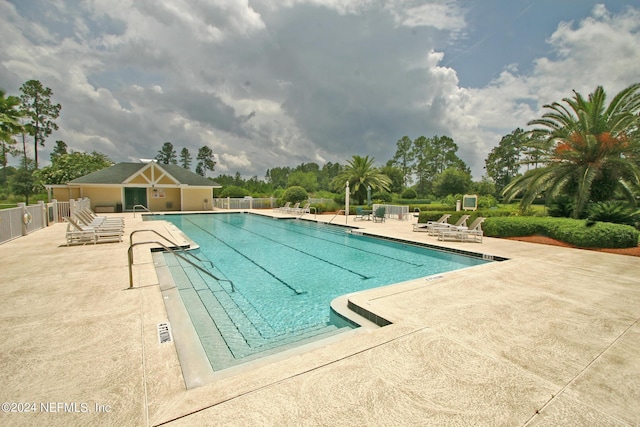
[
  {"x1": 182, "y1": 188, "x2": 213, "y2": 211},
  {"x1": 51, "y1": 187, "x2": 81, "y2": 202},
  {"x1": 148, "y1": 187, "x2": 181, "y2": 211},
  {"x1": 80, "y1": 187, "x2": 123, "y2": 210}
]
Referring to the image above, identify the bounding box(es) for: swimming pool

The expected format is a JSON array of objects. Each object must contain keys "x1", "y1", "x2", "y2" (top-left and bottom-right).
[{"x1": 149, "y1": 213, "x2": 490, "y2": 370}]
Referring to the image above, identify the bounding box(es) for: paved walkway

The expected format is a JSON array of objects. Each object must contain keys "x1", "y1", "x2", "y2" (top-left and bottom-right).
[{"x1": 1, "y1": 211, "x2": 639, "y2": 426}]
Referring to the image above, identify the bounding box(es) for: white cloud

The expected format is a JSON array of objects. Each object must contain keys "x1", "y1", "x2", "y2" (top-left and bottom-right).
[
  {"x1": 219, "y1": 152, "x2": 252, "y2": 172},
  {"x1": 1, "y1": 1, "x2": 638, "y2": 182},
  {"x1": 435, "y1": 4, "x2": 640, "y2": 177},
  {"x1": 394, "y1": 1, "x2": 466, "y2": 32}
]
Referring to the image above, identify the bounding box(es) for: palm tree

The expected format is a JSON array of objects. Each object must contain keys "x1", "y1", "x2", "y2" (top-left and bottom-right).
[
  {"x1": 331, "y1": 155, "x2": 391, "y2": 204},
  {"x1": 503, "y1": 83, "x2": 640, "y2": 218}
]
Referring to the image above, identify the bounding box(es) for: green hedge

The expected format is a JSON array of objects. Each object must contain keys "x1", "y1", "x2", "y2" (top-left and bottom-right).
[{"x1": 483, "y1": 217, "x2": 639, "y2": 249}]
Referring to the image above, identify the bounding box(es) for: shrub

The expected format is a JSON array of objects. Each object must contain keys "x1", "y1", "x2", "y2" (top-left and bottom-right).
[
  {"x1": 482, "y1": 216, "x2": 544, "y2": 237},
  {"x1": 283, "y1": 186, "x2": 308, "y2": 204},
  {"x1": 547, "y1": 195, "x2": 574, "y2": 218},
  {"x1": 401, "y1": 188, "x2": 417, "y2": 199},
  {"x1": 418, "y1": 211, "x2": 448, "y2": 223},
  {"x1": 442, "y1": 194, "x2": 462, "y2": 208},
  {"x1": 476, "y1": 207, "x2": 513, "y2": 218},
  {"x1": 313, "y1": 200, "x2": 340, "y2": 213},
  {"x1": 220, "y1": 185, "x2": 249, "y2": 198},
  {"x1": 586, "y1": 201, "x2": 639, "y2": 227},
  {"x1": 418, "y1": 203, "x2": 450, "y2": 211},
  {"x1": 483, "y1": 217, "x2": 639, "y2": 248},
  {"x1": 477, "y1": 195, "x2": 498, "y2": 209},
  {"x1": 372, "y1": 192, "x2": 392, "y2": 202}
]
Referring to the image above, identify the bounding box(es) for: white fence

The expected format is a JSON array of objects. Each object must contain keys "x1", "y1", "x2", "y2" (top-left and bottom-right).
[
  {"x1": 0, "y1": 198, "x2": 89, "y2": 245},
  {"x1": 1, "y1": 202, "x2": 49, "y2": 245},
  {"x1": 210, "y1": 199, "x2": 412, "y2": 221},
  {"x1": 372, "y1": 204, "x2": 410, "y2": 221},
  {"x1": 213, "y1": 197, "x2": 275, "y2": 209},
  {"x1": 213, "y1": 197, "x2": 335, "y2": 210}
]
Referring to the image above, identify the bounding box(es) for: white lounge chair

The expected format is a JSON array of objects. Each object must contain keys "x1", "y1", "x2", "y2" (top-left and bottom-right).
[
  {"x1": 274, "y1": 202, "x2": 291, "y2": 213},
  {"x1": 413, "y1": 214, "x2": 451, "y2": 232},
  {"x1": 428, "y1": 214, "x2": 470, "y2": 236},
  {"x1": 438, "y1": 217, "x2": 485, "y2": 243},
  {"x1": 85, "y1": 208, "x2": 124, "y2": 224},
  {"x1": 64, "y1": 217, "x2": 124, "y2": 245},
  {"x1": 294, "y1": 203, "x2": 310, "y2": 215},
  {"x1": 75, "y1": 209, "x2": 124, "y2": 229},
  {"x1": 286, "y1": 203, "x2": 300, "y2": 213}
]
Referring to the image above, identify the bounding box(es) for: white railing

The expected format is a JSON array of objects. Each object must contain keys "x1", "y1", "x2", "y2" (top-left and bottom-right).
[
  {"x1": 213, "y1": 197, "x2": 275, "y2": 209},
  {"x1": 372, "y1": 204, "x2": 410, "y2": 221},
  {"x1": 213, "y1": 197, "x2": 335, "y2": 210},
  {"x1": 0, "y1": 206, "x2": 23, "y2": 244},
  {"x1": 1, "y1": 202, "x2": 46, "y2": 244},
  {"x1": 69, "y1": 198, "x2": 91, "y2": 216},
  {"x1": 0, "y1": 198, "x2": 89, "y2": 245},
  {"x1": 57, "y1": 201, "x2": 70, "y2": 220}
]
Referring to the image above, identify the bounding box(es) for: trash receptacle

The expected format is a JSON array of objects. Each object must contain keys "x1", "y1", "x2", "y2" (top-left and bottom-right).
[{"x1": 116, "y1": 202, "x2": 123, "y2": 213}]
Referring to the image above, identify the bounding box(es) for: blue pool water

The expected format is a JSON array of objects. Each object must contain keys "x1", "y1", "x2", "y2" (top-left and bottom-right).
[{"x1": 149, "y1": 213, "x2": 489, "y2": 369}]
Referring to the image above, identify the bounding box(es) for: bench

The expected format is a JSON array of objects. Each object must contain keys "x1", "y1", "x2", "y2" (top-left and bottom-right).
[{"x1": 95, "y1": 205, "x2": 115, "y2": 213}]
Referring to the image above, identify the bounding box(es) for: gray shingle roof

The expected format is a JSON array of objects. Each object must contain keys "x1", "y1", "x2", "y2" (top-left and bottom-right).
[
  {"x1": 68, "y1": 162, "x2": 221, "y2": 187},
  {"x1": 161, "y1": 164, "x2": 221, "y2": 186}
]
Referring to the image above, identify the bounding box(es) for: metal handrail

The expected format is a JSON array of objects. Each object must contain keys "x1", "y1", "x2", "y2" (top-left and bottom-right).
[
  {"x1": 127, "y1": 229, "x2": 234, "y2": 291},
  {"x1": 328, "y1": 209, "x2": 344, "y2": 224},
  {"x1": 133, "y1": 204, "x2": 152, "y2": 217},
  {"x1": 129, "y1": 229, "x2": 182, "y2": 249},
  {"x1": 298, "y1": 206, "x2": 317, "y2": 219}
]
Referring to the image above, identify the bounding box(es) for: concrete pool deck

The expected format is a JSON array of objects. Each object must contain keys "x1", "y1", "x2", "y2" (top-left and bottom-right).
[{"x1": 1, "y1": 210, "x2": 639, "y2": 426}]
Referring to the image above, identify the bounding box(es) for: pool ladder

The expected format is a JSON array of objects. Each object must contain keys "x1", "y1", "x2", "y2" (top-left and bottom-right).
[{"x1": 127, "y1": 229, "x2": 235, "y2": 291}]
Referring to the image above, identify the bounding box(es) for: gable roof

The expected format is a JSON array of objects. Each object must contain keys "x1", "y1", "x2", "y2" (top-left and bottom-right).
[
  {"x1": 160, "y1": 164, "x2": 221, "y2": 187},
  {"x1": 69, "y1": 162, "x2": 221, "y2": 187}
]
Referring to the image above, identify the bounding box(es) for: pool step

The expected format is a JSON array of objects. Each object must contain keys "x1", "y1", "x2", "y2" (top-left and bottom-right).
[
  {"x1": 186, "y1": 264, "x2": 346, "y2": 356},
  {"x1": 176, "y1": 261, "x2": 278, "y2": 341},
  {"x1": 164, "y1": 253, "x2": 352, "y2": 369}
]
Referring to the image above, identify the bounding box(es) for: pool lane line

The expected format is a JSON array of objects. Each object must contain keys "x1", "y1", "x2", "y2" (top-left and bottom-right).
[
  {"x1": 184, "y1": 218, "x2": 307, "y2": 295},
  {"x1": 239, "y1": 214, "x2": 425, "y2": 267},
  {"x1": 200, "y1": 216, "x2": 375, "y2": 281}
]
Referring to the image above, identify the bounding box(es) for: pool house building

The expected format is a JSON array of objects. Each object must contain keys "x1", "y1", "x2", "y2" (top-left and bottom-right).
[{"x1": 46, "y1": 161, "x2": 221, "y2": 212}]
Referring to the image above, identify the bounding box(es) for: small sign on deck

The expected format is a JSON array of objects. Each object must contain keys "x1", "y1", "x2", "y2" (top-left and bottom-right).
[{"x1": 157, "y1": 322, "x2": 173, "y2": 344}]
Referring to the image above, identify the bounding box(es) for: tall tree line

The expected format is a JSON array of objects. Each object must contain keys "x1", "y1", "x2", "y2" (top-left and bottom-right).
[
  {"x1": 155, "y1": 142, "x2": 216, "y2": 177},
  {"x1": 0, "y1": 79, "x2": 61, "y2": 171},
  {"x1": 390, "y1": 134, "x2": 470, "y2": 195}
]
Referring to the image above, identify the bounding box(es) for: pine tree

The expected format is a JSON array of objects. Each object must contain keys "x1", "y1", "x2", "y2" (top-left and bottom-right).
[
  {"x1": 155, "y1": 142, "x2": 177, "y2": 165},
  {"x1": 179, "y1": 147, "x2": 192, "y2": 169},
  {"x1": 195, "y1": 146, "x2": 216, "y2": 177},
  {"x1": 19, "y1": 80, "x2": 61, "y2": 169}
]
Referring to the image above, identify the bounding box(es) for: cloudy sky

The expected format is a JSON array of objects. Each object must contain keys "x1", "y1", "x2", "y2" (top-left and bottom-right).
[{"x1": 1, "y1": 1, "x2": 639, "y2": 180}]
